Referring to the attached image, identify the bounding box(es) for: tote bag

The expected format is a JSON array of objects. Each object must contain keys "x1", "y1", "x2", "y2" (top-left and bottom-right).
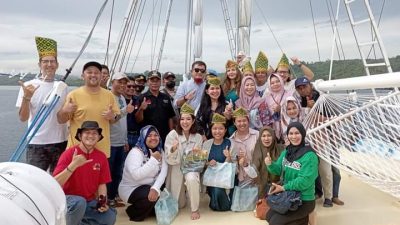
[{"x1": 203, "y1": 162, "x2": 236, "y2": 189}]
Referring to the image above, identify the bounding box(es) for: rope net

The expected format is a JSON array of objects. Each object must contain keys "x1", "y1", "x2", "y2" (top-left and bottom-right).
[{"x1": 302, "y1": 90, "x2": 400, "y2": 199}]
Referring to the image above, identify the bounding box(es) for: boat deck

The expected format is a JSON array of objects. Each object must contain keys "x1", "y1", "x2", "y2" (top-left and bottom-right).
[{"x1": 115, "y1": 173, "x2": 400, "y2": 225}]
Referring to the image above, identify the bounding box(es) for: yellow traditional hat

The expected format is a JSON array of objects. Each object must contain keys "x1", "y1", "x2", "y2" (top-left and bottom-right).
[
  {"x1": 277, "y1": 53, "x2": 290, "y2": 69},
  {"x1": 254, "y1": 51, "x2": 268, "y2": 74},
  {"x1": 211, "y1": 113, "x2": 226, "y2": 124},
  {"x1": 225, "y1": 60, "x2": 238, "y2": 69},
  {"x1": 180, "y1": 102, "x2": 195, "y2": 115},
  {"x1": 207, "y1": 76, "x2": 221, "y2": 86},
  {"x1": 232, "y1": 107, "x2": 248, "y2": 118},
  {"x1": 242, "y1": 60, "x2": 254, "y2": 75},
  {"x1": 35, "y1": 36, "x2": 57, "y2": 59}
]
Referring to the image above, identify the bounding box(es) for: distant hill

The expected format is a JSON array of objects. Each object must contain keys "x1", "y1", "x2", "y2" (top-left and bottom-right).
[{"x1": 1, "y1": 55, "x2": 399, "y2": 86}]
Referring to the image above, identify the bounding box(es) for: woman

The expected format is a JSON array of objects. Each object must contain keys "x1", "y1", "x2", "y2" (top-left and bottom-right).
[
  {"x1": 235, "y1": 76, "x2": 264, "y2": 129},
  {"x1": 118, "y1": 125, "x2": 167, "y2": 222},
  {"x1": 222, "y1": 60, "x2": 242, "y2": 105},
  {"x1": 196, "y1": 77, "x2": 230, "y2": 139},
  {"x1": 265, "y1": 122, "x2": 318, "y2": 225},
  {"x1": 165, "y1": 103, "x2": 203, "y2": 220},
  {"x1": 252, "y1": 127, "x2": 284, "y2": 198},
  {"x1": 202, "y1": 113, "x2": 237, "y2": 211},
  {"x1": 264, "y1": 73, "x2": 294, "y2": 142},
  {"x1": 281, "y1": 96, "x2": 304, "y2": 145}
]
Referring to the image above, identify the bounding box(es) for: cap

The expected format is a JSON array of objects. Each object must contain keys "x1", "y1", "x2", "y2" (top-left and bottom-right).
[
  {"x1": 295, "y1": 76, "x2": 311, "y2": 87},
  {"x1": 75, "y1": 121, "x2": 104, "y2": 141},
  {"x1": 134, "y1": 74, "x2": 147, "y2": 82},
  {"x1": 112, "y1": 72, "x2": 128, "y2": 81},
  {"x1": 147, "y1": 70, "x2": 161, "y2": 79},
  {"x1": 83, "y1": 61, "x2": 102, "y2": 73},
  {"x1": 163, "y1": 72, "x2": 175, "y2": 79},
  {"x1": 207, "y1": 69, "x2": 218, "y2": 77}
]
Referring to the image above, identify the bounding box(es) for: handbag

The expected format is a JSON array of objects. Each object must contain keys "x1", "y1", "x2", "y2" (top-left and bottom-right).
[
  {"x1": 202, "y1": 162, "x2": 236, "y2": 189},
  {"x1": 180, "y1": 150, "x2": 207, "y2": 174},
  {"x1": 230, "y1": 185, "x2": 258, "y2": 212},
  {"x1": 267, "y1": 190, "x2": 301, "y2": 214},
  {"x1": 255, "y1": 198, "x2": 270, "y2": 220},
  {"x1": 154, "y1": 189, "x2": 178, "y2": 225}
]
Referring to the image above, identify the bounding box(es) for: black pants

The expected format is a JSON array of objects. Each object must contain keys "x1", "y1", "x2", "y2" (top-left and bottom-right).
[
  {"x1": 126, "y1": 185, "x2": 157, "y2": 221},
  {"x1": 267, "y1": 200, "x2": 315, "y2": 225},
  {"x1": 26, "y1": 141, "x2": 67, "y2": 173}
]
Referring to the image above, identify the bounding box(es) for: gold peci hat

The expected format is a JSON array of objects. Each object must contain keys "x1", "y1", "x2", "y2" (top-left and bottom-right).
[
  {"x1": 35, "y1": 36, "x2": 57, "y2": 59},
  {"x1": 254, "y1": 51, "x2": 268, "y2": 74},
  {"x1": 232, "y1": 107, "x2": 248, "y2": 118},
  {"x1": 277, "y1": 53, "x2": 290, "y2": 69},
  {"x1": 180, "y1": 102, "x2": 195, "y2": 115},
  {"x1": 211, "y1": 113, "x2": 226, "y2": 124}
]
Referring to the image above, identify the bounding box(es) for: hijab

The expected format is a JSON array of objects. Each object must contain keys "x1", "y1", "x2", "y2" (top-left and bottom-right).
[
  {"x1": 281, "y1": 96, "x2": 304, "y2": 139},
  {"x1": 285, "y1": 122, "x2": 313, "y2": 162},
  {"x1": 135, "y1": 125, "x2": 163, "y2": 158},
  {"x1": 236, "y1": 76, "x2": 263, "y2": 110}
]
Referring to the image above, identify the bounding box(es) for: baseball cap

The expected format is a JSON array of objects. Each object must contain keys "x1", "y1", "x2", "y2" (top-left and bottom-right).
[
  {"x1": 295, "y1": 76, "x2": 311, "y2": 87},
  {"x1": 134, "y1": 74, "x2": 147, "y2": 82},
  {"x1": 112, "y1": 72, "x2": 128, "y2": 81},
  {"x1": 147, "y1": 70, "x2": 161, "y2": 79},
  {"x1": 82, "y1": 61, "x2": 102, "y2": 73},
  {"x1": 163, "y1": 72, "x2": 175, "y2": 79},
  {"x1": 207, "y1": 69, "x2": 218, "y2": 77}
]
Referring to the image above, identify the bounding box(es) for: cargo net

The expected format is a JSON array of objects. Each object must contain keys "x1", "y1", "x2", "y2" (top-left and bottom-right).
[{"x1": 302, "y1": 90, "x2": 400, "y2": 199}]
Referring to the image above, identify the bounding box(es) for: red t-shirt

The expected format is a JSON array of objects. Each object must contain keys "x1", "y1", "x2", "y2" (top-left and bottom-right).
[{"x1": 53, "y1": 145, "x2": 111, "y2": 201}]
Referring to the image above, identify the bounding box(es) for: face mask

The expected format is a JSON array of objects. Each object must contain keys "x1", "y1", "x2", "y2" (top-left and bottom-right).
[
  {"x1": 135, "y1": 85, "x2": 145, "y2": 93},
  {"x1": 166, "y1": 80, "x2": 176, "y2": 89},
  {"x1": 194, "y1": 77, "x2": 203, "y2": 84}
]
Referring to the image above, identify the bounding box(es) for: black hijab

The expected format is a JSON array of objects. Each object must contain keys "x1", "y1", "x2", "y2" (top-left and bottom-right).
[{"x1": 285, "y1": 122, "x2": 313, "y2": 162}]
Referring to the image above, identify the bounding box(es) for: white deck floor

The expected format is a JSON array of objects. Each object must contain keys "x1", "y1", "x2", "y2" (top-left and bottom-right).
[{"x1": 115, "y1": 173, "x2": 400, "y2": 225}]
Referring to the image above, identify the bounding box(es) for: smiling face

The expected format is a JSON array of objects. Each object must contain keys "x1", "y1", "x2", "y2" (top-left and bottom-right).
[
  {"x1": 101, "y1": 68, "x2": 110, "y2": 87},
  {"x1": 255, "y1": 71, "x2": 267, "y2": 85},
  {"x1": 288, "y1": 127, "x2": 302, "y2": 146},
  {"x1": 286, "y1": 101, "x2": 299, "y2": 118},
  {"x1": 180, "y1": 113, "x2": 194, "y2": 132},
  {"x1": 148, "y1": 77, "x2": 161, "y2": 92},
  {"x1": 276, "y1": 66, "x2": 290, "y2": 83},
  {"x1": 125, "y1": 80, "x2": 136, "y2": 96},
  {"x1": 82, "y1": 66, "x2": 102, "y2": 87},
  {"x1": 112, "y1": 78, "x2": 127, "y2": 95},
  {"x1": 206, "y1": 85, "x2": 221, "y2": 100},
  {"x1": 234, "y1": 116, "x2": 249, "y2": 133},
  {"x1": 211, "y1": 123, "x2": 226, "y2": 141},
  {"x1": 79, "y1": 129, "x2": 101, "y2": 148},
  {"x1": 270, "y1": 75, "x2": 282, "y2": 93},
  {"x1": 146, "y1": 130, "x2": 160, "y2": 149},
  {"x1": 39, "y1": 56, "x2": 58, "y2": 79},
  {"x1": 226, "y1": 67, "x2": 237, "y2": 80},
  {"x1": 261, "y1": 129, "x2": 273, "y2": 148},
  {"x1": 244, "y1": 78, "x2": 256, "y2": 96}
]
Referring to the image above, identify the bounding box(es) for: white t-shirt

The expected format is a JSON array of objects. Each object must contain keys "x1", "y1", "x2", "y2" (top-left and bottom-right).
[
  {"x1": 256, "y1": 82, "x2": 268, "y2": 97},
  {"x1": 284, "y1": 79, "x2": 296, "y2": 92},
  {"x1": 16, "y1": 79, "x2": 68, "y2": 144}
]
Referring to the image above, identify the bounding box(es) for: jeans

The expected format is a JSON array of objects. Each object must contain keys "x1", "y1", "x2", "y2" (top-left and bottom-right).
[
  {"x1": 66, "y1": 195, "x2": 116, "y2": 225},
  {"x1": 332, "y1": 166, "x2": 341, "y2": 198},
  {"x1": 107, "y1": 146, "x2": 126, "y2": 200}
]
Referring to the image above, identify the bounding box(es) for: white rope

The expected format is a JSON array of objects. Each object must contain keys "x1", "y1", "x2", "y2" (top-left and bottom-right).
[{"x1": 303, "y1": 91, "x2": 400, "y2": 199}]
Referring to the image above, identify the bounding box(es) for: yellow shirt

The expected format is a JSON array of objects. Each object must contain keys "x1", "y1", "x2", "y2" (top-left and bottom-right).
[{"x1": 64, "y1": 87, "x2": 120, "y2": 157}]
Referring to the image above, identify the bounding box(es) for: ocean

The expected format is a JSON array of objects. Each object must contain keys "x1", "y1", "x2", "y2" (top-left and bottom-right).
[{"x1": 0, "y1": 86, "x2": 26, "y2": 162}]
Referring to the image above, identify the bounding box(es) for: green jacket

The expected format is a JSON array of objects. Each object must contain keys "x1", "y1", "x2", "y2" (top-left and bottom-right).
[{"x1": 267, "y1": 149, "x2": 318, "y2": 201}]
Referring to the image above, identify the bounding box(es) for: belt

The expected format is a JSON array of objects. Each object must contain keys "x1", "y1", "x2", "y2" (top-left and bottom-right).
[{"x1": 128, "y1": 131, "x2": 139, "y2": 135}]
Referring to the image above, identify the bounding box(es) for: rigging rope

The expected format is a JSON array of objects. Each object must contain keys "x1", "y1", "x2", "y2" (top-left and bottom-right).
[
  {"x1": 62, "y1": 0, "x2": 109, "y2": 81},
  {"x1": 325, "y1": 0, "x2": 345, "y2": 61},
  {"x1": 366, "y1": 0, "x2": 386, "y2": 59},
  {"x1": 151, "y1": 0, "x2": 163, "y2": 70},
  {"x1": 309, "y1": 0, "x2": 321, "y2": 61},
  {"x1": 104, "y1": 0, "x2": 115, "y2": 65}
]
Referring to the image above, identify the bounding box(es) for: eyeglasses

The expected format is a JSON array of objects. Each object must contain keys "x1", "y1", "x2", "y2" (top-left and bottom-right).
[
  {"x1": 277, "y1": 70, "x2": 289, "y2": 74},
  {"x1": 193, "y1": 68, "x2": 206, "y2": 73},
  {"x1": 41, "y1": 59, "x2": 57, "y2": 64}
]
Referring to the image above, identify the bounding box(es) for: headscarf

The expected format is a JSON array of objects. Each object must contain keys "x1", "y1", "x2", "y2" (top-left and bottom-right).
[
  {"x1": 236, "y1": 76, "x2": 263, "y2": 110},
  {"x1": 281, "y1": 96, "x2": 304, "y2": 140},
  {"x1": 135, "y1": 125, "x2": 163, "y2": 158},
  {"x1": 285, "y1": 122, "x2": 313, "y2": 162},
  {"x1": 267, "y1": 73, "x2": 285, "y2": 100}
]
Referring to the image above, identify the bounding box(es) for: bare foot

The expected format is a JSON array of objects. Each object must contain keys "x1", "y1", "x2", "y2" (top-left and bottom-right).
[{"x1": 191, "y1": 211, "x2": 200, "y2": 220}]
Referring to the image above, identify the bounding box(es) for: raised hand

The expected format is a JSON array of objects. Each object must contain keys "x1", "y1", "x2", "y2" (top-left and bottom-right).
[
  {"x1": 139, "y1": 97, "x2": 149, "y2": 110},
  {"x1": 306, "y1": 96, "x2": 315, "y2": 108},
  {"x1": 185, "y1": 90, "x2": 196, "y2": 101},
  {"x1": 70, "y1": 149, "x2": 93, "y2": 170},
  {"x1": 63, "y1": 98, "x2": 78, "y2": 113},
  {"x1": 150, "y1": 149, "x2": 162, "y2": 162},
  {"x1": 290, "y1": 56, "x2": 301, "y2": 65},
  {"x1": 238, "y1": 148, "x2": 246, "y2": 159},
  {"x1": 225, "y1": 99, "x2": 233, "y2": 112},
  {"x1": 264, "y1": 152, "x2": 272, "y2": 166},
  {"x1": 102, "y1": 104, "x2": 115, "y2": 120},
  {"x1": 19, "y1": 80, "x2": 39, "y2": 99},
  {"x1": 223, "y1": 146, "x2": 230, "y2": 158},
  {"x1": 209, "y1": 159, "x2": 217, "y2": 167},
  {"x1": 272, "y1": 104, "x2": 281, "y2": 113},
  {"x1": 126, "y1": 99, "x2": 135, "y2": 113},
  {"x1": 171, "y1": 139, "x2": 179, "y2": 153}
]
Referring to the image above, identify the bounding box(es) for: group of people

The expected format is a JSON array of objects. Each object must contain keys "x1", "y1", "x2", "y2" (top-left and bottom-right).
[{"x1": 16, "y1": 37, "x2": 343, "y2": 225}]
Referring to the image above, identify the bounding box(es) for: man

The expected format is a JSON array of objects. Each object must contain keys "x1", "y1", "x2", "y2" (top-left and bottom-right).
[
  {"x1": 295, "y1": 76, "x2": 344, "y2": 207},
  {"x1": 161, "y1": 71, "x2": 177, "y2": 99},
  {"x1": 108, "y1": 72, "x2": 134, "y2": 207},
  {"x1": 135, "y1": 70, "x2": 175, "y2": 143},
  {"x1": 134, "y1": 74, "x2": 147, "y2": 95},
  {"x1": 53, "y1": 121, "x2": 116, "y2": 225},
  {"x1": 16, "y1": 36, "x2": 68, "y2": 173},
  {"x1": 57, "y1": 61, "x2": 120, "y2": 158},
  {"x1": 101, "y1": 65, "x2": 110, "y2": 89},
  {"x1": 124, "y1": 76, "x2": 141, "y2": 149},
  {"x1": 174, "y1": 61, "x2": 207, "y2": 110},
  {"x1": 254, "y1": 51, "x2": 269, "y2": 97},
  {"x1": 276, "y1": 54, "x2": 314, "y2": 92}
]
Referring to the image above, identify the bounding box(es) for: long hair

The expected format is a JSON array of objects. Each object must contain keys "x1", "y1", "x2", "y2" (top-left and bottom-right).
[
  {"x1": 198, "y1": 83, "x2": 226, "y2": 118},
  {"x1": 176, "y1": 114, "x2": 198, "y2": 135},
  {"x1": 222, "y1": 67, "x2": 242, "y2": 97}
]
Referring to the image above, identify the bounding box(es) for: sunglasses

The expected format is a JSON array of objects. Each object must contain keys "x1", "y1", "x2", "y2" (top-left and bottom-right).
[{"x1": 193, "y1": 68, "x2": 206, "y2": 73}]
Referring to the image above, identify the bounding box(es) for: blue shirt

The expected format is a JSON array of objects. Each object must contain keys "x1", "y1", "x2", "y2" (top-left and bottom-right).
[{"x1": 174, "y1": 79, "x2": 206, "y2": 110}]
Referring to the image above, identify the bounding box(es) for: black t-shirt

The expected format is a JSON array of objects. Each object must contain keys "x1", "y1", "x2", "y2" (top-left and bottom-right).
[
  {"x1": 125, "y1": 95, "x2": 140, "y2": 133},
  {"x1": 138, "y1": 90, "x2": 175, "y2": 143}
]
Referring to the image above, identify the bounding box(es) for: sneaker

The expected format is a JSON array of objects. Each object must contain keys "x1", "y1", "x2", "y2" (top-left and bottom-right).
[
  {"x1": 332, "y1": 197, "x2": 344, "y2": 205},
  {"x1": 323, "y1": 198, "x2": 333, "y2": 207}
]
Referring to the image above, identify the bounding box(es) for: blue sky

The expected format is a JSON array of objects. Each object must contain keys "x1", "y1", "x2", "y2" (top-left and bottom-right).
[{"x1": 0, "y1": 0, "x2": 399, "y2": 77}]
